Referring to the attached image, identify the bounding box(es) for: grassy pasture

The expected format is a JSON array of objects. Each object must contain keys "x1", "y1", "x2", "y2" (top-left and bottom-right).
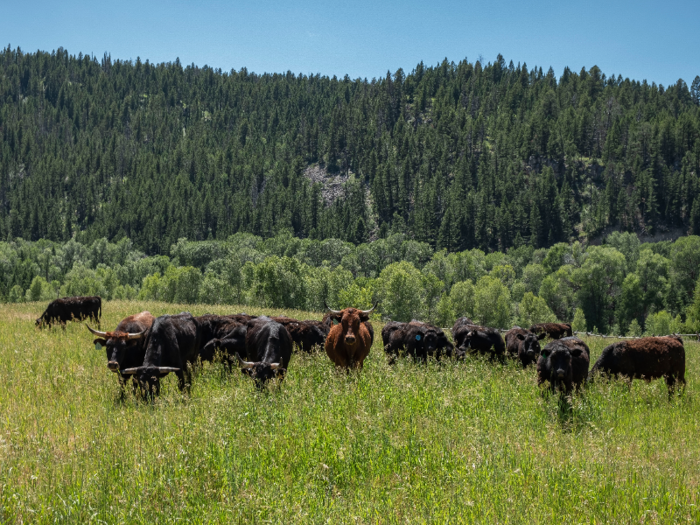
[{"x1": 0, "y1": 301, "x2": 699, "y2": 524}]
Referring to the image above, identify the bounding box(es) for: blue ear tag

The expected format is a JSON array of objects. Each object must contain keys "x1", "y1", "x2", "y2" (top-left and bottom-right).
[
  {"x1": 95, "y1": 342, "x2": 102, "y2": 350},
  {"x1": 415, "y1": 334, "x2": 421, "y2": 341}
]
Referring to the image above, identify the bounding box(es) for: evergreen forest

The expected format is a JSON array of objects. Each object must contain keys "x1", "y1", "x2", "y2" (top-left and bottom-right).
[{"x1": 1, "y1": 46, "x2": 700, "y2": 253}]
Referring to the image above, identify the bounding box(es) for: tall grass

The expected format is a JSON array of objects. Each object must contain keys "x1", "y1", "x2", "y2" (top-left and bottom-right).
[{"x1": 0, "y1": 301, "x2": 698, "y2": 523}]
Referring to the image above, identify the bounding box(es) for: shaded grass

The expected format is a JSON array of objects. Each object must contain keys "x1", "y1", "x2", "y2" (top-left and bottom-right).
[{"x1": 0, "y1": 301, "x2": 699, "y2": 523}]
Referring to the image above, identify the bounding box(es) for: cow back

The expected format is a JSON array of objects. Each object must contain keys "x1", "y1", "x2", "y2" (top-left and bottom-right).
[{"x1": 144, "y1": 313, "x2": 200, "y2": 370}]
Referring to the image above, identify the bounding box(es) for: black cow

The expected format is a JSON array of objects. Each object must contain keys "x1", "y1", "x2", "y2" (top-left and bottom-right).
[
  {"x1": 452, "y1": 317, "x2": 505, "y2": 358},
  {"x1": 537, "y1": 337, "x2": 590, "y2": 394},
  {"x1": 87, "y1": 311, "x2": 154, "y2": 389},
  {"x1": 505, "y1": 327, "x2": 545, "y2": 368},
  {"x1": 589, "y1": 336, "x2": 685, "y2": 395},
  {"x1": 196, "y1": 314, "x2": 249, "y2": 367},
  {"x1": 36, "y1": 296, "x2": 102, "y2": 328},
  {"x1": 382, "y1": 320, "x2": 455, "y2": 363},
  {"x1": 122, "y1": 313, "x2": 199, "y2": 396},
  {"x1": 272, "y1": 316, "x2": 329, "y2": 353},
  {"x1": 236, "y1": 316, "x2": 293, "y2": 386}
]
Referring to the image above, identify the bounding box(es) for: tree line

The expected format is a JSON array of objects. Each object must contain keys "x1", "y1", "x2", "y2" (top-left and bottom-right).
[
  {"x1": 1, "y1": 46, "x2": 699, "y2": 253},
  {"x1": 5, "y1": 231, "x2": 700, "y2": 336}
]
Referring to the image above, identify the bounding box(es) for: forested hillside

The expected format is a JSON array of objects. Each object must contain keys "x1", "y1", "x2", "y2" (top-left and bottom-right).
[{"x1": 1, "y1": 46, "x2": 699, "y2": 253}]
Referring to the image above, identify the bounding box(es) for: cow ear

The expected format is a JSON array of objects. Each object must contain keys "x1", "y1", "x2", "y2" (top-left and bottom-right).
[
  {"x1": 93, "y1": 338, "x2": 107, "y2": 349},
  {"x1": 540, "y1": 349, "x2": 549, "y2": 358},
  {"x1": 359, "y1": 312, "x2": 370, "y2": 322},
  {"x1": 537, "y1": 332, "x2": 547, "y2": 340},
  {"x1": 517, "y1": 334, "x2": 525, "y2": 341},
  {"x1": 571, "y1": 348, "x2": 583, "y2": 357},
  {"x1": 274, "y1": 367, "x2": 287, "y2": 378}
]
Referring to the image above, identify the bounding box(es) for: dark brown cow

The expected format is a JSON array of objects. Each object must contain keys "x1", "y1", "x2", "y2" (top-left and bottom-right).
[
  {"x1": 452, "y1": 317, "x2": 505, "y2": 358},
  {"x1": 589, "y1": 336, "x2": 685, "y2": 395},
  {"x1": 382, "y1": 321, "x2": 455, "y2": 363},
  {"x1": 505, "y1": 327, "x2": 545, "y2": 368},
  {"x1": 272, "y1": 316, "x2": 329, "y2": 353},
  {"x1": 529, "y1": 323, "x2": 572, "y2": 340},
  {"x1": 87, "y1": 311, "x2": 154, "y2": 388},
  {"x1": 324, "y1": 303, "x2": 376, "y2": 369},
  {"x1": 537, "y1": 337, "x2": 590, "y2": 394},
  {"x1": 36, "y1": 296, "x2": 102, "y2": 328}
]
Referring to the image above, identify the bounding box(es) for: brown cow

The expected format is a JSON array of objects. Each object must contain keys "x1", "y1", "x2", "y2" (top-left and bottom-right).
[
  {"x1": 589, "y1": 336, "x2": 685, "y2": 395},
  {"x1": 529, "y1": 323, "x2": 572, "y2": 340},
  {"x1": 324, "y1": 303, "x2": 376, "y2": 369}
]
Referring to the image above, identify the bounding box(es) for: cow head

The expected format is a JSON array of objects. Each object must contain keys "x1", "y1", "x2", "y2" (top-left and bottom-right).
[
  {"x1": 539, "y1": 341, "x2": 584, "y2": 392},
  {"x1": 236, "y1": 353, "x2": 286, "y2": 386},
  {"x1": 517, "y1": 331, "x2": 544, "y2": 364},
  {"x1": 325, "y1": 302, "x2": 376, "y2": 347},
  {"x1": 87, "y1": 325, "x2": 148, "y2": 373}
]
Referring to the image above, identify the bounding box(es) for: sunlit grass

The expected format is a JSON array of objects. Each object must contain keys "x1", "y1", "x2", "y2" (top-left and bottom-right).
[{"x1": 0, "y1": 301, "x2": 698, "y2": 523}]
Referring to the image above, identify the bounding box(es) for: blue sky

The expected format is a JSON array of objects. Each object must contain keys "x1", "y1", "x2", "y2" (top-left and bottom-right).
[{"x1": 3, "y1": 0, "x2": 699, "y2": 86}]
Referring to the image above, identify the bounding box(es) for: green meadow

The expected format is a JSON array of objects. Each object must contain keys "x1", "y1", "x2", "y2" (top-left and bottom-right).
[{"x1": 1, "y1": 301, "x2": 698, "y2": 523}]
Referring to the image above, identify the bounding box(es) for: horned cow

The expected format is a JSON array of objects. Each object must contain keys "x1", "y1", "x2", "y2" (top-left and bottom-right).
[
  {"x1": 324, "y1": 303, "x2": 376, "y2": 369},
  {"x1": 87, "y1": 311, "x2": 154, "y2": 388}
]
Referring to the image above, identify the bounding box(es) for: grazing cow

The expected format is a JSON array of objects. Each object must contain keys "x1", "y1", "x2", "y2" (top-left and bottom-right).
[
  {"x1": 121, "y1": 313, "x2": 200, "y2": 396},
  {"x1": 324, "y1": 303, "x2": 376, "y2": 369},
  {"x1": 196, "y1": 314, "x2": 249, "y2": 367},
  {"x1": 382, "y1": 320, "x2": 455, "y2": 363},
  {"x1": 36, "y1": 296, "x2": 102, "y2": 328},
  {"x1": 236, "y1": 316, "x2": 293, "y2": 386},
  {"x1": 86, "y1": 311, "x2": 154, "y2": 388},
  {"x1": 537, "y1": 337, "x2": 590, "y2": 394},
  {"x1": 272, "y1": 316, "x2": 329, "y2": 353},
  {"x1": 452, "y1": 317, "x2": 505, "y2": 358},
  {"x1": 589, "y1": 336, "x2": 685, "y2": 395},
  {"x1": 505, "y1": 327, "x2": 545, "y2": 368},
  {"x1": 529, "y1": 323, "x2": 572, "y2": 340}
]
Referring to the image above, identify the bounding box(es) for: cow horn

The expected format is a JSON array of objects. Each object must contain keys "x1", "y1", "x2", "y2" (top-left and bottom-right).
[
  {"x1": 359, "y1": 302, "x2": 378, "y2": 314},
  {"x1": 120, "y1": 367, "x2": 144, "y2": 374},
  {"x1": 270, "y1": 362, "x2": 282, "y2": 370},
  {"x1": 127, "y1": 329, "x2": 148, "y2": 340},
  {"x1": 156, "y1": 367, "x2": 180, "y2": 373},
  {"x1": 324, "y1": 301, "x2": 342, "y2": 315},
  {"x1": 86, "y1": 325, "x2": 109, "y2": 338},
  {"x1": 235, "y1": 352, "x2": 254, "y2": 369}
]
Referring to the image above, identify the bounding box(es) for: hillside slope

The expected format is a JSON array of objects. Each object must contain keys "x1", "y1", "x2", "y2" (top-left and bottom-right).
[{"x1": 1, "y1": 46, "x2": 699, "y2": 253}]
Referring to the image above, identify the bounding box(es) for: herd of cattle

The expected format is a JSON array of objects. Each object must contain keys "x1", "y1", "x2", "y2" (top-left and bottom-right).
[{"x1": 34, "y1": 296, "x2": 687, "y2": 397}]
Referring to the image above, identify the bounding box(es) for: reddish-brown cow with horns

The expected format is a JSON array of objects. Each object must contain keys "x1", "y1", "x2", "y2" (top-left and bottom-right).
[{"x1": 324, "y1": 303, "x2": 376, "y2": 369}]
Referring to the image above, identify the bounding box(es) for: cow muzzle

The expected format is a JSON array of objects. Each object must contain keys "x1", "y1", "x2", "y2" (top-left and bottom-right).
[
  {"x1": 108, "y1": 361, "x2": 119, "y2": 372},
  {"x1": 345, "y1": 335, "x2": 356, "y2": 345},
  {"x1": 556, "y1": 369, "x2": 566, "y2": 379}
]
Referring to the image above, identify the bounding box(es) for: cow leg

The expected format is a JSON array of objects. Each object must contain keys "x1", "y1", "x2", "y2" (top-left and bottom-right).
[{"x1": 665, "y1": 374, "x2": 684, "y2": 397}]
